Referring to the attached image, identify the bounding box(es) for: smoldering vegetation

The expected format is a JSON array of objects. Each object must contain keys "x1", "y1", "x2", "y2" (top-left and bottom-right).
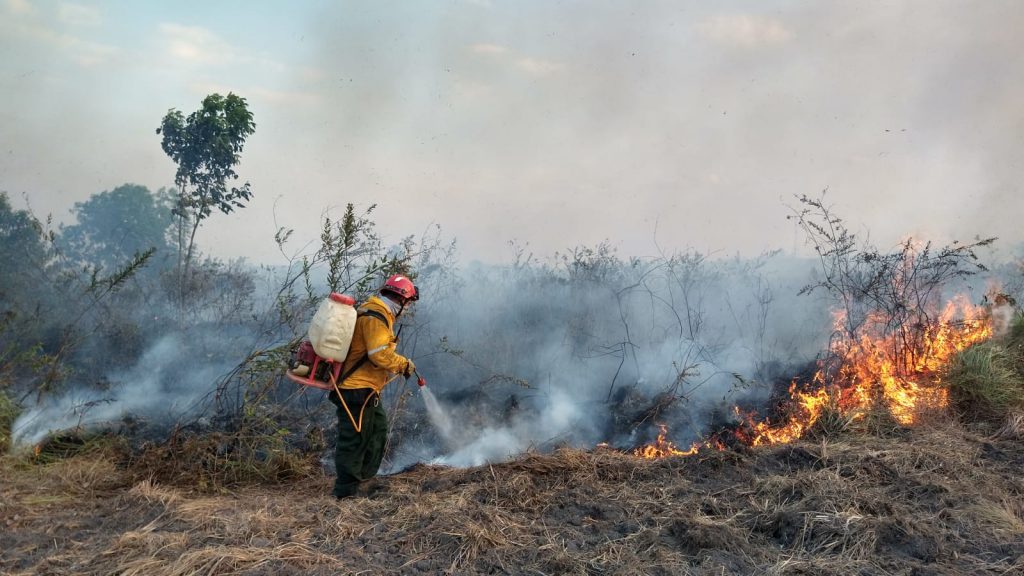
[
  {"x1": 389, "y1": 246, "x2": 832, "y2": 470},
  {"x1": 3, "y1": 185, "x2": 1024, "y2": 575},
  {"x1": 2, "y1": 185, "x2": 1020, "y2": 477},
  {"x1": 1, "y1": 182, "x2": 836, "y2": 470}
]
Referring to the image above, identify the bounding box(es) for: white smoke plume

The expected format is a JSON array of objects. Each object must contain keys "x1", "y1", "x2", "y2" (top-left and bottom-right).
[
  {"x1": 12, "y1": 332, "x2": 237, "y2": 446},
  {"x1": 383, "y1": 251, "x2": 838, "y2": 470}
]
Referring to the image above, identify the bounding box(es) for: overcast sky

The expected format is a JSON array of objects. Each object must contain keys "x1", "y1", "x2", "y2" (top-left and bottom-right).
[{"x1": 2, "y1": 0, "x2": 1022, "y2": 264}]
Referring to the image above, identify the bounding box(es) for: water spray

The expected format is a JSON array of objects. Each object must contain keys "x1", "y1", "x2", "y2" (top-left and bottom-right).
[{"x1": 413, "y1": 369, "x2": 455, "y2": 444}]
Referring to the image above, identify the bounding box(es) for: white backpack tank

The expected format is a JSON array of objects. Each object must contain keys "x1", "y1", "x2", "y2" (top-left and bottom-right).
[{"x1": 307, "y1": 293, "x2": 358, "y2": 362}]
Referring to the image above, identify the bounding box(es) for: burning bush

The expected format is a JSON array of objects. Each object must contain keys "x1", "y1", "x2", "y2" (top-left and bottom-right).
[{"x1": 630, "y1": 196, "x2": 1004, "y2": 458}]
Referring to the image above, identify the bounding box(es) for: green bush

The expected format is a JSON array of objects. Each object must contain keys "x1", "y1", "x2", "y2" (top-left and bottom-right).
[
  {"x1": 1005, "y1": 312, "x2": 1024, "y2": 370},
  {"x1": 945, "y1": 340, "x2": 1024, "y2": 422},
  {"x1": 0, "y1": 390, "x2": 18, "y2": 453}
]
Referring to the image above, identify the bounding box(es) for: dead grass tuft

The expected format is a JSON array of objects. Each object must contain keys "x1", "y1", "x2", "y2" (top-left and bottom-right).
[
  {"x1": 50, "y1": 455, "x2": 126, "y2": 494},
  {"x1": 991, "y1": 411, "x2": 1024, "y2": 439},
  {"x1": 127, "y1": 478, "x2": 183, "y2": 506},
  {"x1": 115, "y1": 542, "x2": 343, "y2": 576}
]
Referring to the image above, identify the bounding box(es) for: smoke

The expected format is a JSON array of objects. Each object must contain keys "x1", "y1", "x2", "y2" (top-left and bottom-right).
[
  {"x1": 436, "y1": 428, "x2": 523, "y2": 468},
  {"x1": 2, "y1": 2, "x2": 1023, "y2": 267},
  {"x1": 406, "y1": 388, "x2": 585, "y2": 469},
  {"x1": 255, "y1": 1, "x2": 1024, "y2": 265},
  {"x1": 9, "y1": 234, "x2": 1006, "y2": 473},
  {"x1": 12, "y1": 331, "x2": 239, "y2": 447},
  {"x1": 388, "y1": 232, "x2": 1011, "y2": 469},
  {"x1": 991, "y1": 300, "x2": 1016, "y2": 338},
  {"x1": 384, "y1": 250, "x2": 835, "y2": 470}
]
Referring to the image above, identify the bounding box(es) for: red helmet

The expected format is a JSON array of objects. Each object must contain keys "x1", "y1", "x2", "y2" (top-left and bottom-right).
[{"x1": 381, "y1": 274, "x2": 418, "y2": 301}]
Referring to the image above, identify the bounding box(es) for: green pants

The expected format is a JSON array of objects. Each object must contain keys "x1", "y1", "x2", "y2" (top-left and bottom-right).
[{"x1": 331, "y1": 387, "x2": 388, "y2": 498}]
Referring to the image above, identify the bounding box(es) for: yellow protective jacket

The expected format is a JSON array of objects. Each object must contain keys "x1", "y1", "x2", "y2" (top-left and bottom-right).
[{"x1": 337, "y1": 295, "x2": 411, "y2": 393}]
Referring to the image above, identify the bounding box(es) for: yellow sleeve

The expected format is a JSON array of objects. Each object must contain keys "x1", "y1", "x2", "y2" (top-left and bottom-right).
[{"x1": 361, "y1": 315, "x2": 410, "y2": 374}]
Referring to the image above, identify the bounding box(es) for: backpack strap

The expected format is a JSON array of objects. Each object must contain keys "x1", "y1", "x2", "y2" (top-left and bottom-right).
[
  {"x1": 358, "y1": 309, "x2": 391, "y2": 331},
  {"x1": 334, "y1": 309, "x2": 392, "y2": 385},
  {"x1": 330, "y1": 308, "x2": 394, "y2": 429}
]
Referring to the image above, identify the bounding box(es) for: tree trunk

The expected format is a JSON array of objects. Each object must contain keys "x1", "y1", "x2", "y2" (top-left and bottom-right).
[{"x1": 182, "y1": 216, "x2": 201, "y2": 301}]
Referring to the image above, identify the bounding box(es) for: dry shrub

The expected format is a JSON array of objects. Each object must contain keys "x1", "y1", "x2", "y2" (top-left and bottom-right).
[
  {"x1": 29, "y1": 429, "x2": 130, "y2": 464},
  {"x1": 954, "y1": 501, "x2": 1024, "y2": 537},
  {"x1": 750, "y1": 467, "x2": 877, "y2": 562},
  {"x1": 128, "y1": 478, "x2": 183, "y2": 505},
  {"x1": 109, "y1": 527, "x2": 190, "y2": 560},
  {"x1": 130, "y1": 431, "x2": 322, "y2": 490},
  {"x1": 0, "y1": 439, "x2": 130, "y2": 499},
  {"x1": 850, "y1": 406, "x2": 907, "y2": 438}
]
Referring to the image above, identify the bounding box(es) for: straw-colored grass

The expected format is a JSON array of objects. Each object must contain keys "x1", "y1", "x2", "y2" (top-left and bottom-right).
[{"x1": 2, "y1": 422, "x2": 1022, "y2": 575}]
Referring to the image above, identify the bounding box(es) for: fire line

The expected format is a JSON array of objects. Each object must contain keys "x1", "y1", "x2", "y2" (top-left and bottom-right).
[{"x1": 631, "y1": 296, "x2": 994, "y2": 459}]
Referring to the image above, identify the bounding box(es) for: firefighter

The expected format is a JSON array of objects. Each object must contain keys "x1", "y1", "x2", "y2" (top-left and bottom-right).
[{"x1": 329, "y1": 274, "x2": 417, "y2": 499}]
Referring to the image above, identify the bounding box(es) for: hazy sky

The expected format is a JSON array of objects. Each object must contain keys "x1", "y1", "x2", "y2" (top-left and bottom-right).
[{"x1": 2, "y1": 0, "x2": 1022, "y2": 264}]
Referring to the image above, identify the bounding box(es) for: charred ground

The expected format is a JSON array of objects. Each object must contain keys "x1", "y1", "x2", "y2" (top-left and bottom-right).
[{"x1": 2, "y1": 420, "x2": 1022, "y2": 575}]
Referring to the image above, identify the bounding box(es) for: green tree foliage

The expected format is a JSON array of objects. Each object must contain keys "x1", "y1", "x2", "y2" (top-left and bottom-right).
[
  {"x1": 0, "y1": 193, "x2": 64, "y2": 398},
  {"x1": 156, "y1": 93, "x2": 256, "y2": 286},
  {"x1": 0, "y1": 192, "x2": 52, "y2": 310},
  {"x1": 60, "y1": 184, "x2": 175, "y2": 273}
]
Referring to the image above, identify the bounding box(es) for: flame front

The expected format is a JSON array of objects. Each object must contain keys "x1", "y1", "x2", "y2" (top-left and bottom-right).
[
  {"x1": 635, "y1": 424, "x2": 699, "y2": 459},
  {"x1": 741, "y1": 296, "x2": 992, "y2": 445},
  {"x1": 631, "y1": 295, "x2": 995, "y2": 457}
]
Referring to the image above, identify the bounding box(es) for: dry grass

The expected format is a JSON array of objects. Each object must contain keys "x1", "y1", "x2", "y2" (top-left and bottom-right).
[
  {"x1": 129, "y1": 431, "x2": 322, "y2": 491},
  {"x1": 2, "y1": 423, "x2": 1023, "y2": 575},
  {"x1": 51, "y1": 455, "x2": 125, "y2": 494},
  {"x1": 992, "y1": 411, "x2": 1024, "y2": 439}
]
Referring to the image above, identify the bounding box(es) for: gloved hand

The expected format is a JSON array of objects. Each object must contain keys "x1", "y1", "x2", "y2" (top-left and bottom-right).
[{"x1": 402, "y1": 359, "x2": 416, "y2": 378}]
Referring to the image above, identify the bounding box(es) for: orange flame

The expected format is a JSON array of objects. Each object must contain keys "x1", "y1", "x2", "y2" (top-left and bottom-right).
[
  {"x1": 634, "y1": 424, "x2": 699, "y2": 459},
  {"x1": 630, "y1": 295, "x2": 995, "y2": 457},
  {"x1": 741, "y1": 295, "x2": 992, "y2": 445}
]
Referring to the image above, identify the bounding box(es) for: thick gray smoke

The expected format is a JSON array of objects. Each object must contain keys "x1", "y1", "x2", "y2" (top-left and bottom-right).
[
  {"x1": 384, "y1": 250, "x2": 834, "y2": 471},
  {"x1": 11, "y1": 237, "x2": 1003, "y2": 472}
]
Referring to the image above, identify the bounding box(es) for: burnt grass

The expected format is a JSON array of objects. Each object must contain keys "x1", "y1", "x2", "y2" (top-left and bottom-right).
[{"x1": 2, "y1": 423, "x2": 1023, "y2": 575}]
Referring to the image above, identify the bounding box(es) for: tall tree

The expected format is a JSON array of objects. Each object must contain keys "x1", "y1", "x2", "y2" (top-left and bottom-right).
[
  {"x1": 60, "y1": 183, "x2": 175, "y2": 274},
  {"x1": 156, "y1": 93, "x2": 256, "y2": 293}
]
